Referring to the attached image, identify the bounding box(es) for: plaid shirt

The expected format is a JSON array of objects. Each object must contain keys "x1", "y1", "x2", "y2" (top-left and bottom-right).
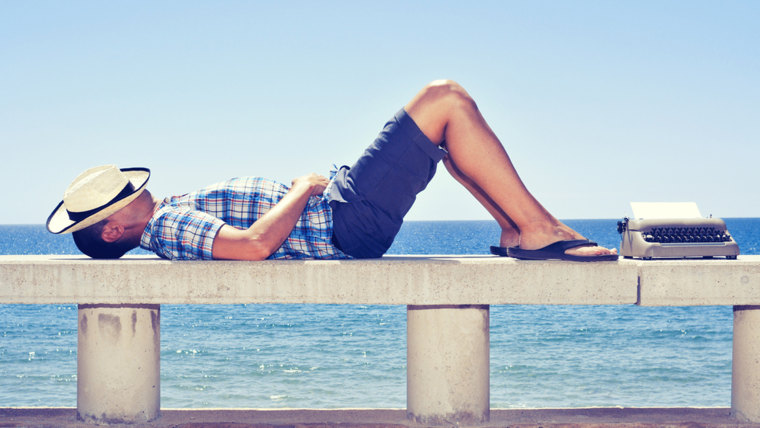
[{"x1": 140, "y1": 177, "x2": 350, "y2": 260}]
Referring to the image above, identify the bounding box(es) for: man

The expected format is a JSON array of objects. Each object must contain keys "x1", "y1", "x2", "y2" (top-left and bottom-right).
[{"x1": 47, "y1": 80, "x2": 618, "y2": 262}]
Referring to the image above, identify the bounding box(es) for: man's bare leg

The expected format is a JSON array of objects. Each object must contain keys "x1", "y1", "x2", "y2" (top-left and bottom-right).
[
  {"x1": 405, "y1": 80, "x2": 616, "y2": 257},
  {"x1": 442, "y1": 156, "x2": 520, "y2": 249}
]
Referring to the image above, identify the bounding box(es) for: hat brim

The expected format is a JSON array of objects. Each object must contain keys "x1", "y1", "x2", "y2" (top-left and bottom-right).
[{"x1": 47, "y1": 168, "x2": 151, "y2": 234}]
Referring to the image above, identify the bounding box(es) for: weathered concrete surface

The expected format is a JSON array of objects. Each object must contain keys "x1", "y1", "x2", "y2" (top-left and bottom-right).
[
  {"x1": 636, "y1": 256, "x2": 760, "y2": 306},
  {"x1": 0, "y1": 255, "x2": 639, "y2": 305},
  {"x1": 1, "y1": 407, "x2": 758, "y2": 427},
  {"x1": 4, "y1": 255, "x2": 759, "y2": 306},
  {"x1": 77, "y1": 304, "x2": 160, "y2": 424},
  {"x1": 407, "y1": 305, "x2": 489, "y2": 424},
  {"x1": 733, "y1": 306, "x2": 760, "y2": 422}
]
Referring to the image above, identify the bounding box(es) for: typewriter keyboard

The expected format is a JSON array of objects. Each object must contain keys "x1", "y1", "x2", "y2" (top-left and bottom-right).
[{"x1": 642, "y1": 227, "x2": 733, "y2": 243}]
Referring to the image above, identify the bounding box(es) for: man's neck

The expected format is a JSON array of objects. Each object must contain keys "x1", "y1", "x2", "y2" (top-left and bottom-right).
[{"x1": 121, "y1": 190, "x2": 160, "y2": 246}]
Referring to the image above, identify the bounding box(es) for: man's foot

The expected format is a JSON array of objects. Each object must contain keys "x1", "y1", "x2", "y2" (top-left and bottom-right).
[
  {"x1": 490, "y1": 228, "x2": 521, "y2": 257},
  {"x1": 508, "y1": 239, "x2": 618, "y2": 262},
  {"x1": 499, "y1": 228, "x2": 520, "y2": 249},
  {"x1": 516, "y1": 222, "x2": 618, "y2": 259}
]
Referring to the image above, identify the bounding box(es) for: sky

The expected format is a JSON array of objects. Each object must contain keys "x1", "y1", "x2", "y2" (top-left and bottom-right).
[{"x1": 2, "y1": 1, "x2": 758, "y2": 224}]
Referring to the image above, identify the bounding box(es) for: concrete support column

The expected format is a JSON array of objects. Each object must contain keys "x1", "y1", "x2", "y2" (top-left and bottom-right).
[
  {"x1": 407, "y1": 304, "x2": 489, "y2": 424},
  {"x1": 732, "y1": 305, "x2": 760, "y2": 422},
  {"x1": 77, "y1": 304, "x2": 160, "y2": 424}
]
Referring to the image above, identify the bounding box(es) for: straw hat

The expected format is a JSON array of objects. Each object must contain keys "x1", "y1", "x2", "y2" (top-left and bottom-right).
[{"x1": 47, "y1": 165, "x2": 151, "y2": 234}]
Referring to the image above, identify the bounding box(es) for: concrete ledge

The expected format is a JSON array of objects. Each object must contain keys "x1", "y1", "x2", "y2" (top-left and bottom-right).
[
  {"x1": 1, "y1": 407, "x2": 756, "y2": 427},
  {"x1": 3, "y1": 255, "x2": 760, "y2": 306},
  {"x1": 637, "y1": 257, "x2": 760, "y2": 306},
  {"x1": 0, "y1": 255, "x2": 640, "y2": 305}
]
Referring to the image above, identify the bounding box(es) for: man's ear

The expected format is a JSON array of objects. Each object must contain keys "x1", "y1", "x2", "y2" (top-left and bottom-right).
[{"x1": 101, "y1": 222, "x2": 125, "y2": 243}]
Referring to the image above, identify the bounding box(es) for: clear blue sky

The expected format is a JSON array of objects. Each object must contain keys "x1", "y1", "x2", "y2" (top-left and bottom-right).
[{"x1": 2, "y1": 1, "x2": 758, "y2": 224}]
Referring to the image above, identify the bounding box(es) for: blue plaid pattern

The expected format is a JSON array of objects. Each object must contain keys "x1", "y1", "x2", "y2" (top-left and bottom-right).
[{"x1": 140, "y1": 177, "x2": 350, "y2": 260}]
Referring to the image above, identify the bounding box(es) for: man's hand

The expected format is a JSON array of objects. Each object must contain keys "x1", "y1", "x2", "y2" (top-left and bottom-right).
[
  {"x1": 291, "y1": 173, "x2": 329, "y2": 197},
  {"x1": 211, "y1": 173, "x2": 329, "y2": 260}
]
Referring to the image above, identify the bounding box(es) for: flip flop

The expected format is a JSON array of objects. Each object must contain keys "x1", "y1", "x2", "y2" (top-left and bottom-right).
[
  {"x1": 507, "y1": 239, "x2": 618, "y2": 262},
  {"x1": 489, "y1": 246, "x2": 510, "y2": 257}
]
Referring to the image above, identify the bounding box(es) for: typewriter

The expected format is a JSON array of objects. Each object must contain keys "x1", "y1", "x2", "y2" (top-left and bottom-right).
[{"x1": 617, "y1": 202, "x2": 739, "y2": 260}]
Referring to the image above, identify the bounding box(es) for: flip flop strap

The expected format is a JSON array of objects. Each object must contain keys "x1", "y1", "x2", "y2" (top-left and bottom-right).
[{"x1": 545, "y1": 239, "x2": 597, "y2": 252}]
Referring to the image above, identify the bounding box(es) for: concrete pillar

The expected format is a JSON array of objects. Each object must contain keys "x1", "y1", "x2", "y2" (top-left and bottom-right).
[
  {"x1": 732, "y1": 305, "x2": 760, "y2": 422},
  {"x1": 407, "y1": 304, "x2": 489, "y2": 424},
  {"x1": 77, "y1": 304, "x2": 160, "y2": 424}
]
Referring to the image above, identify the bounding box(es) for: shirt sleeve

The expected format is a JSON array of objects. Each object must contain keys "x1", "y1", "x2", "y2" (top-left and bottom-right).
[{"x1": 148, "y1": 208, "x2": 225, "y2": 260}]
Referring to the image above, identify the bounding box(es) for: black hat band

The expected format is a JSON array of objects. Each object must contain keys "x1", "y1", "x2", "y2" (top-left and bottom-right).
[{"x1": 66, "y1": 182, "x2": 136, "y2": 222}]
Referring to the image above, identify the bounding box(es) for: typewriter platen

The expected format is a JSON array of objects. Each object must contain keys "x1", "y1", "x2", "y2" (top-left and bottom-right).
[{"x1": 617, "y1": 202, "x2": 739, "y2": 260}]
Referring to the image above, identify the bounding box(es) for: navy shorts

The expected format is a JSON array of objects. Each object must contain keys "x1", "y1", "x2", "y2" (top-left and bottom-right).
[{"x1": 327, "y1": 109, "x2": 446, "y2": 258}]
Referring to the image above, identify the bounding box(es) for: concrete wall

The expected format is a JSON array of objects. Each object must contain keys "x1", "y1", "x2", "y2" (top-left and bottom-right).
[
  {"x1": 2, "y1": 255, "x2": 760, "y2": 424},
  {"x1": 2, "y1": 255, "x2": 757, "y2": 306}
]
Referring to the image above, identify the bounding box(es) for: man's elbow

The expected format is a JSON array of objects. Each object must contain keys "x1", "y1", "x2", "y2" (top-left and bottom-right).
[
  {"x1": 235, "y1": 239, "x2": 276, "y2": 261},
  {"x1": 211, "y1": 232, "x2": 276, "y2": 261},
  {"x1": 245, "y1": 245, "x2": 273, "y2": 261}
]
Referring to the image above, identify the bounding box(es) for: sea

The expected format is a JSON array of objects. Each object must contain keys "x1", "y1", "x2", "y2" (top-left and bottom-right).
[{"x1": 1, "y1": 218, "x2": 758, "y2": 409}]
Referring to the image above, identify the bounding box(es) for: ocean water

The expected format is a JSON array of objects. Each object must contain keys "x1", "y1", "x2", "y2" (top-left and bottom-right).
[{"x1": 0, "y1": 218, "x2": 758, "y2": 409}]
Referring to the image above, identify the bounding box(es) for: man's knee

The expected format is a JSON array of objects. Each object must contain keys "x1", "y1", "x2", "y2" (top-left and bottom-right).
[{"x1": 419, "y1": 79, "x2": 476, "y2": 111}]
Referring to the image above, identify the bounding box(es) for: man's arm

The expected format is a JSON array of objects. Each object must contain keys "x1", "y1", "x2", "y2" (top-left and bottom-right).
[{"x1": 211, "y1": 173, "x2": 329, "y2": 260}]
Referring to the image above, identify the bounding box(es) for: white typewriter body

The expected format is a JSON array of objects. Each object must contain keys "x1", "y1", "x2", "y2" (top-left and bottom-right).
[{"x1": 617, "y1": 202, "x2": 739, "y2": 260}]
